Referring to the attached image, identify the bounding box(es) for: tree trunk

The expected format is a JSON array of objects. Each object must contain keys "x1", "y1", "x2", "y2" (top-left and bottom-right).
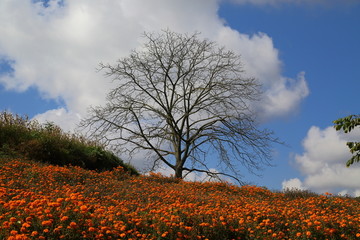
[
  {"x1": 174, "y1": 166, "x2": 183, "y2": 179},
  {"x1": 174, "y1": 138, "x2": 183, "y2": 179},
  {"x1": 175, "y1": 166, "x2": 182, "y2": 179}
]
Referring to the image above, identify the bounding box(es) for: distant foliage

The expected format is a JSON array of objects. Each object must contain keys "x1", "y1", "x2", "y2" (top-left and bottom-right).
[
  {"x1": 0, "y1": 111, "x2": 138, "y2": 175},
  {"x1": 282, "y1": 188, "x2": 319, "y2": 200},
  {"x1": 333, "y1": 114, "x2": 360, "y2": 167}
]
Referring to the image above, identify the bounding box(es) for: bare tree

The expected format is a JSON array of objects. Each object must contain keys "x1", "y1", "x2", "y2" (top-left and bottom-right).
[{"x1": 82, "y1": 30, "x2": 277, "y2": 184}]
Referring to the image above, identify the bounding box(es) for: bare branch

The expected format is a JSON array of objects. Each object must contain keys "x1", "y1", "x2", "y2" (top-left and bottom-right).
[{"x1": 81, "y1": 29, "x2": 279, "y2": 182}]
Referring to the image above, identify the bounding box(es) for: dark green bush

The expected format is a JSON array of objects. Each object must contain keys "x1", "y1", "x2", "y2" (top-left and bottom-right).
[{"x1": 0, "y1": 111, "x2": 138, "y2": 175}]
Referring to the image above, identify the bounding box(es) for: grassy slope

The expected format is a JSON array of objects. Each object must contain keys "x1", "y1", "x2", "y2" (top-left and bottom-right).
[
  {"x1": 1, "y1": 157, "x2": 360, "y2": 240},
  {"x1": 0, "y1": 112, "x2": 138, "y2": 175}
]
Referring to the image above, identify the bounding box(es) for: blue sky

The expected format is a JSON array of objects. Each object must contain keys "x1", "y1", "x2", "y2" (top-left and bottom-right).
[
  {"x1": 0, "y1": 0, "x2": 359, "y2": 195},
  {"x1": 218, "y1": 1, "x2": 360, "y2": 192}
]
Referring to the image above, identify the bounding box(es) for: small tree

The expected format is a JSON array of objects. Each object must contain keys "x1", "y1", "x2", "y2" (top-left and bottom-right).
[
  {"x1": 83, "y1": 30, "x2": 277, "y2": 183},
  {"x1": 333, "y1": 114, "x2": 360, "y2": 167}
]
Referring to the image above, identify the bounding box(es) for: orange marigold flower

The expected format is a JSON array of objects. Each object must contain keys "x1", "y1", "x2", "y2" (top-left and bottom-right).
[
  {"x1": 184, "y1": 226, "x2": 192, "y2": 231},
  {"x1": 60, "y1": 216, "x2": 69, "y2": 221},
  {"x1": 41, "y1": 220, "x2": 52, "y2": 226},
  {"x1": 101, "y1": 226, "x2": 109, "y2": 231},
  {"x1": 80, "y1": 205, "x2": 88, "y2": 211},
  {"x1": 199, "y1": 222, "x2": 210, "y2": 227},
  {"x1": 69, "y1": 221, "x2": 77, "y2": 228},
  {"x1": 30, "y1": 231, "x2": 38, "y2": 237},
  {"x1": 14, "y1": 234, "x2": 29, "y2": 240},
  {"x1": 48, "y1": 202, "x2": 60, "y2": 207}
]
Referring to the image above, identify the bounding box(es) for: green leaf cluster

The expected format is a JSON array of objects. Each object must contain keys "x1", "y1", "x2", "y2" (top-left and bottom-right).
[
  {"x1": 333, "y1": 114, "x2": 360, "y2": 133},
  {"x1": 333, "y1": 114, "x2": 360, "y2": 167}
]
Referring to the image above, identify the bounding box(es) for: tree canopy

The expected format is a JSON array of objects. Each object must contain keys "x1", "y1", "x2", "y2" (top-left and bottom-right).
[
  {"x1": 333, "y1": 114, "x2": 360, "y2": 167},
  {"x1": 82, "y1": 30, "x2": 278, "y2": 184}
]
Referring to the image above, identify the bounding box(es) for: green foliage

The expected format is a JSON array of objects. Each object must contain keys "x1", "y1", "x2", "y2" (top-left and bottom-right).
[
  {"x1": 333, "y1": 114, "x2": 360, "y2": 167},
  {"x1": 0, "y1": 111, "x2": 139, "y2": 175},
  {"x1": 333, "y1": 114, "x2": 360, "y2": 133}
]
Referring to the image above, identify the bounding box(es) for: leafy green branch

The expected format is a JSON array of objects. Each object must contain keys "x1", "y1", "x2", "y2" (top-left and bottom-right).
[{"x1": 333, "y1": 114, "x2": 360, "y2": 167}]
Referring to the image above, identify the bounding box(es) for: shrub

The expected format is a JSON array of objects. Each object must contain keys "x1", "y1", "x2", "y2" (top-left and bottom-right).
[
  {"x1": 0, "y1": 111, "x2": 138, "y2": 175},
  {"x1": 282, "y1": 188, "x2": 319, "y2": 199}
]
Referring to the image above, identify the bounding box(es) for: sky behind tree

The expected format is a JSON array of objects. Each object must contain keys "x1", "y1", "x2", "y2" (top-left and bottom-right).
[{"x1": 0, "y1": 0, "x2": 359, "y2": 195}]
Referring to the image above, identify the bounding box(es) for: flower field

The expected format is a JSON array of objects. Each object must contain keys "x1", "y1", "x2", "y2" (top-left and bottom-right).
[{"x1": 0, "y1": 157, "x2": 360, "y2": 240}]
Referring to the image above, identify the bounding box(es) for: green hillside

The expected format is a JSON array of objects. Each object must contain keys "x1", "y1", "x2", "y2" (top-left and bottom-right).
[{"x1": 0, "y1": 111, "x2": 138, "y2": 175}]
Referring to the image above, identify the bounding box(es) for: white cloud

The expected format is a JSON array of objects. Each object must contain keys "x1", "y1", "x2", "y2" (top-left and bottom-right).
[
  {"x1": 215, "y1": 28, "x2": 309, "y2": 120},
  {"x1": 258, "y1": 72, "x2": 309, "y2": 120},
  {"x1": 296, "y1": 126, "x2": 354, "y2": 174},
  {"x1": 32, "y1": 107, "x2": 81, "y2": 132},
  {"x1": 282, "y1": 178, "x2": 305, "y2": 190},
  {"x1": 354, "y1": 190, "x2": 360, "y2": 197},
  {"x1": 337, "y1": 189, "x2": 360, "y2": 198},
  {"x1": 216, "y1": 28, "x2": 282, "y2": 84},
  {"x1": 284, "y1": 125, "x2": 360, "y2": 195},
  {"x1": 0, "y1": 0, "x2": 308, "y2": 136}
]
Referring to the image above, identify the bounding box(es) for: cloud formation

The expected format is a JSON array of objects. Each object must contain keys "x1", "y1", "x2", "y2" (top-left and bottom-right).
[
  {"x1": 283, "y1": 126, "x2": 360, "y2": 196},
  {"x1": 0, "y1": 0, "x2": 308, "y2": 129},
  {"x1": 33, "y1": 107, "x2": 81, "y2": 132},
  {"x1": 282, "y1": 178, "x2": 305, "y2": 190}
]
